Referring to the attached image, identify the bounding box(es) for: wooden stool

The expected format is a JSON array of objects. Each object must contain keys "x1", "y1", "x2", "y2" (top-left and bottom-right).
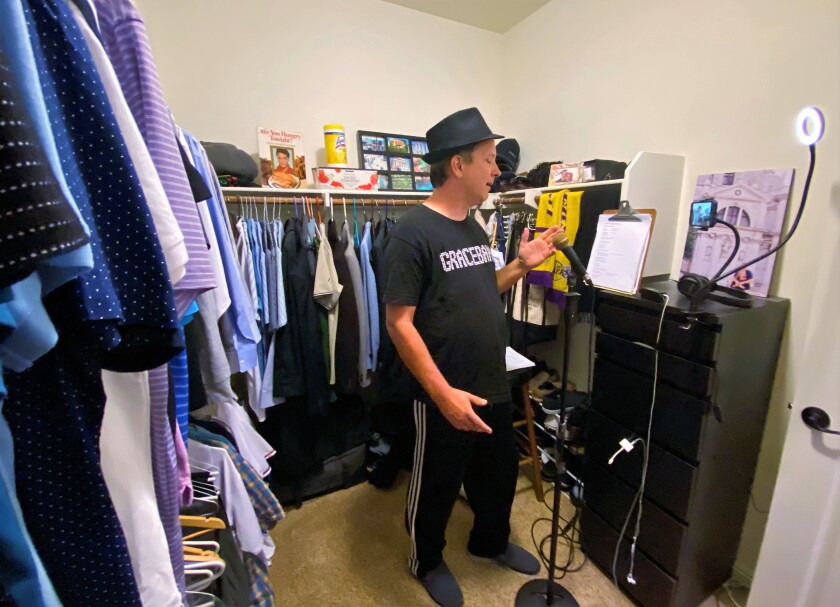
[{"x1": 513, "y1": 383, "x2": 544, "y2": 502}]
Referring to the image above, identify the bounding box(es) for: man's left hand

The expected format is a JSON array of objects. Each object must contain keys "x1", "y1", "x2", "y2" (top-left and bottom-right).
[{"x1": 517, "y1": 226, "x2": 560, "y2": 270}]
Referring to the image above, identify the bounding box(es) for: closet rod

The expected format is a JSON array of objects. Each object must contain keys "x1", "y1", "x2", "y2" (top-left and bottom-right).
[{"x1": 223, "y1": 195, "x2": 325, "y2": 205}]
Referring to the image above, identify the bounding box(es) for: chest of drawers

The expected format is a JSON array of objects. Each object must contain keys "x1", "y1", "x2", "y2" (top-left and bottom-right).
[{"x1": 581, "y1": 279, "x2": 789, "y2": 607}]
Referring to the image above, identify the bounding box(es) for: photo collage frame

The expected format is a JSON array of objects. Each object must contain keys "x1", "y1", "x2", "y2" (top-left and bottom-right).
[{"x1": 357, "y1": 130, "x2": 431, "y2": 192}]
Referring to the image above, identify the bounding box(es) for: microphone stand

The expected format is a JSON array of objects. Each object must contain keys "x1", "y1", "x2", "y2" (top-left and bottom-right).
[{"x1": 515, "y1": 291, "x2": 580, "y2": 607}]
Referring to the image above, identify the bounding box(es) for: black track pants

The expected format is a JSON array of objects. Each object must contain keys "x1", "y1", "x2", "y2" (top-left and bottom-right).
[{"x1": 405, "y1": 398, "x2": 519, "y2": 578}]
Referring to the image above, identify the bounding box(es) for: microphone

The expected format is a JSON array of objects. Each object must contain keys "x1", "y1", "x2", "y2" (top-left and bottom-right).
[{"x1": 551, "y1": 232, "x2": 593, "y2": 286}]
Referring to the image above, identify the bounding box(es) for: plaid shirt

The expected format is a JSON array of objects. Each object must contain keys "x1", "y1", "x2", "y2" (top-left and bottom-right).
[
  {"x1": 244, "y1": 553, "x2": 274, "y2": 607},
  {"x1": 189, "y1": 425, "x2": 283, "y2": 606},
  {"x1": 203, "y1": 436, "x2": 285, "y2": 531}
]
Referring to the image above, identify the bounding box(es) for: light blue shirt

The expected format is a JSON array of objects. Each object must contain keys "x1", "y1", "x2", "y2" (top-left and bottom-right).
[
  {"x1": 272, "y1": 220, "x2": 287, "y2": 328},
  {"x1": 360, "y1": 221, "x2": 379, "y2": 372},
  {"x1": 184, "y1": 132, "x2": 260, "y2": 373}
]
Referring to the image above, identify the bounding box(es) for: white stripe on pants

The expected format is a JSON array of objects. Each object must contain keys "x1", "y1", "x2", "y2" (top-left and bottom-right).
[{"x1": 407, "y1": 399, "x2": 427, "y2": 576}]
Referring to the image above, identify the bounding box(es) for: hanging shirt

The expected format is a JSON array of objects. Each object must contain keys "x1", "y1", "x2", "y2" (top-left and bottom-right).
[
  {"x1": 0, "y1": 56, "x2": 89, "y2": 290},
  {"x1": 328, "y1": 219, "x2": 361, "y2": 394},
  {"x1": 24, "y1": 0, "x2": 179, "y2": 369},
  {"x1": 342, "y1": 222, "x2": 371, "y2": 389},
  {"x1": 72, "y1": 4, "x2": 187, "y2": 287},
  {"x1": 359, "y1": 221, "x2": 380, "y2": 373},
  {"x1": 92, "y1": 0, "x2": 216, "y2": 317},
  {"x1": 186, "y1": 437, "x2": 272, "y2": 561},
  {"x1": 191, "y1": 400, "x2": 275, "y2": 478},
  {"x1": 183, "y1": 131, "x2": 259, "y2": 374},
  {"x1": 100, "y1": 370, "x2": 182, "y2": 607},
  {"x1": 272, "y1": 219, "x2": 287, "y2": 328},
  {"x1": 314, "y1": 222, "x2": 343, "y2": 385},
  {"x1": 0, "y1": 3, "x2": 94, "y2": 294},
  {"x1": 273, "y1": 218, "x2": 329, "y2": 415}
]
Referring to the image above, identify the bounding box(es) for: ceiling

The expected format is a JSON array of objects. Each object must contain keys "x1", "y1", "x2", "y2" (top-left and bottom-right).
[{"x1": 379, "y1": 0, "x2": 551, "y2": 34}]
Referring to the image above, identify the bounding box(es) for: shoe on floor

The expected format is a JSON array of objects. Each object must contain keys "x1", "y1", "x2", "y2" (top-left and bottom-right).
[
  {"x1": 416, "y1": 560, "x2": 463, "y2": 607},
  {"x1": 469, "y1": 543, "x2": 541, "y2": 575}
]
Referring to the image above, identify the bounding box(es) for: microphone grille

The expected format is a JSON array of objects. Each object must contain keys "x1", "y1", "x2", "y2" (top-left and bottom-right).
[{"x1": 551, "y1": 232, "x2": 570, "y2": 248}]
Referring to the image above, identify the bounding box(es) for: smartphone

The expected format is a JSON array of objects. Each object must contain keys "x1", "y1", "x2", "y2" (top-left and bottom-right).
[{"x1": 690, "y1": 199, "x2": 718, "y2": 229}]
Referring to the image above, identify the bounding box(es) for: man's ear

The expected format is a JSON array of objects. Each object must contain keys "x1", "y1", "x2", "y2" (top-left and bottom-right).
[{"x1": 450, "y1": 154, "x2": 464, "y2": 178}]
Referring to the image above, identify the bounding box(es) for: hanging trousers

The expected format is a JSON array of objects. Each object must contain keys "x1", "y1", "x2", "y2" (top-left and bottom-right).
[{"x1": 406, "y1": 398, "x2": 519, "y2": 578}]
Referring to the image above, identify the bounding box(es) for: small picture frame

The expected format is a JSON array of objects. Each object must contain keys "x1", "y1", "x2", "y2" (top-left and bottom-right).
[
  {"x1": 412, "y1": 157, "x2": 430, "y2": 173},
  {"x1": 378, "y1": 174, "x2": 390, "y2": 191},
  {"x1": 411, "y1": 140, "x2": 429, "y2": 156},
  {"x1": 361, "y1": 135, "x2": 386, "y2": 152},
  {"x1": 414, "y1": 175, "x2": 432, "y2": 191},
  {"x1": 548, "y1": 162, "x2": 585, "y2": 186},
  {"x1": 389, "y1": 156, "x2": 411, "y2": 173},
  {"x1": 391, "y1": 174, "x2": 413, "y2": 190},
  {"x1": 363, "y1": 153, "x2": 388, "y2": 171},
  {"x1": 387, "y1": 136, "x2": 410, "y2": 154}
]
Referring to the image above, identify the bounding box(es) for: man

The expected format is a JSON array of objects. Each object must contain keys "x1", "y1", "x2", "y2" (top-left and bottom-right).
[
  {"x1": 383, "y1": 107, "x2": 560, "y2": 607},
  {"x1": 272, "y1": 148, "x2": 295, "y2": 174}
]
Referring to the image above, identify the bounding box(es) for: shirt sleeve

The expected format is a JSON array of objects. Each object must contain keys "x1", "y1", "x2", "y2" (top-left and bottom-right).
[{"x1": 383, "y1": 235, "x2": 428, "y2": 306}]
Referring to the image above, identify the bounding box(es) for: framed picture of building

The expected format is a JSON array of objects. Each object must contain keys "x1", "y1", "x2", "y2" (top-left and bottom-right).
[
  {"x1": 680, "y1": 169, "x2": 794, "y2": 298},
  {"x1": 357, "y1": 129, "x2": 429, "y2": 192}
]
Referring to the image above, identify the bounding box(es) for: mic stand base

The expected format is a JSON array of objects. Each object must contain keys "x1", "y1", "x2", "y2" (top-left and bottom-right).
[{"x1": 514, "y1": 579, "x2": 579, "y2": 607}]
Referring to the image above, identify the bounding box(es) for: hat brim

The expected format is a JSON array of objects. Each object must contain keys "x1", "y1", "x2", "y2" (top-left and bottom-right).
[{"x1": 422, "y1": 133, "x2": 504, "y2": 164}]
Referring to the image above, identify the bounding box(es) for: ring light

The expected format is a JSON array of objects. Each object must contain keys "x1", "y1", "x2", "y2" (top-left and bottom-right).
[{"x1": 796, "y1": 106, "x2": 824, "y2": 145}]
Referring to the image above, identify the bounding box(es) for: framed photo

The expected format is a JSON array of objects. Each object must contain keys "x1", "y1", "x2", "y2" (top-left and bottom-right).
[
  {"x1": 412, "y1": 157, "x2": 429, "y2": 173},
  {"x1": 411, "y1": 140, "x2": 429, "y2": 156},
  {"x1": 363, "y1": 153, "x2": 388, "y2": 171},
  {"x1": 414, "y1": 175, "x2": 432, "y2": 191},
  {"x1": 389, "y1": 156, "x2": 411, "y2": 173},
  {"x1": 391, "y1": 174, "x2": 413, "y2": 190},
  {"x1": 361, "y1": 135, "x2": 386, "y2": 152},
  {"x1": 357, "y1": 130, "x2": 429, "y2": 191},
  {"x1": 387, "y1": 136, "x2": 410, "y2": 154}
]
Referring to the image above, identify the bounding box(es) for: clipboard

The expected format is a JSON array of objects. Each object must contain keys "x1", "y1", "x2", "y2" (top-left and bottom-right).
[{"x1": 587, "y1": 207, "x2": 657, "y2": 295}]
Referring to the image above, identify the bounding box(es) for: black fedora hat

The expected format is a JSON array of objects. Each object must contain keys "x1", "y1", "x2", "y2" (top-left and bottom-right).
[{"x1": 422, "y1": 107, "x2": 503, "y2": 164}]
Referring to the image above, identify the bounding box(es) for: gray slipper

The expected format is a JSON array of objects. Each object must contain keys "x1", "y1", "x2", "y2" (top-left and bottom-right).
[
  {"x1": 417, "y1": 560, "x2": 463, "y2": 607},
  {"x1": 469, "y1": 542, "x2": 541, "y2": 575}
]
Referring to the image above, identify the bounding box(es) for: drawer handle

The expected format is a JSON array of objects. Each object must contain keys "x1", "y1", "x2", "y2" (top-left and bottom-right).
[{"x1": 802, "y1": 407, "x2": 840, "y2": 436}]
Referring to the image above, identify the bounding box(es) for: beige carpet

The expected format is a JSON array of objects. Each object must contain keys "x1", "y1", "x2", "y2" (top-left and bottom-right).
[{"x1": 269, "y1": 472, "x2": 745, "y2": 607}]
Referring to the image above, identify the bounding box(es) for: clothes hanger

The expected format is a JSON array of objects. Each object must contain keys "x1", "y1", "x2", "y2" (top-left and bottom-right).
[{"x1": 353, "y1": 197, "x2": 361, "y2": 247}]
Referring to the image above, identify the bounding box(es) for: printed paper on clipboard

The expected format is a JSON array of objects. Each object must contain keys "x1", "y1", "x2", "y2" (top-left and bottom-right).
[{"x1": 586, "y1": 211, "x2": 655, "y2": 295}]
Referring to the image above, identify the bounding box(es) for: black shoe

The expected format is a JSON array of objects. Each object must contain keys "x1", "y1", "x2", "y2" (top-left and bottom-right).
[
  {"x1": 469, "y1": 543, "x2": 541, "y2": 576},
  {"x1": 416, "y1": 560, "x2": 463, "y2": 607}
]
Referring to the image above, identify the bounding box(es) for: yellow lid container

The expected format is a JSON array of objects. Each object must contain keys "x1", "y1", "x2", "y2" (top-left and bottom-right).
[{"x1": 324, "y1": 124, "x2": 348, "y2": 167}]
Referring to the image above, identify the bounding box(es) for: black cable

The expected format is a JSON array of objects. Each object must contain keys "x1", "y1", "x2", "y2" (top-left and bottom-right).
[
  {"x1": 718, "y1": 143, "x2": 816, "y2": 282},
  {"x1": 708, "y1": 217, "x2": 741, "y2": 283}
]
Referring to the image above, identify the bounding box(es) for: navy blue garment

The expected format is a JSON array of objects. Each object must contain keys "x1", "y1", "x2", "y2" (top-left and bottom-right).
[
  {"x1": 23, "y1": 0, "x2": 179, "y2": 370},
  {"x1": 4, "y1": 331, "x2": 142, "y2": 607}
]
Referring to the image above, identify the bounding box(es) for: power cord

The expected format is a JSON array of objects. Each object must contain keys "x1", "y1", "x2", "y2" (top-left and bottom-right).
[
  {"x1": 530, "y1": 486, "x2": 587, "y2": 579},
  {"x1": 610, "y1": 292, "x2": 669, "y2": 588}
]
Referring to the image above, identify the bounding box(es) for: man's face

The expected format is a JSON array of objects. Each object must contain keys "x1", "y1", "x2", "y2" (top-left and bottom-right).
[
  {"x1": 277, "y1": 152, "x2": 290, "y2": 167},
  {"x1": 456, "y1": 139, "x2": 499, "y2": 200}
]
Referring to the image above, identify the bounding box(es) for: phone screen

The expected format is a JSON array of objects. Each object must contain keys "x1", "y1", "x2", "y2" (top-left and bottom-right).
[{"x1": 690, "y1": 200, "x2": 717, "y2": 228}]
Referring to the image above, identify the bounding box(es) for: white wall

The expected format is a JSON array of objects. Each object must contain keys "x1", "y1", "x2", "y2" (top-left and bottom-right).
[
  {"x1": 136, "y1": 0, "x2": 502, "y2": 171},
  {"x1": 501, "y1": 0, "x2": 840, "y2": 581}
]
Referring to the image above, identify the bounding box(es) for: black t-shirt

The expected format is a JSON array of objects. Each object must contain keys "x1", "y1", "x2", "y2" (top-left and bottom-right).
[{"x1": 383, "y1": 204, "x2": 508, "y2": 404}]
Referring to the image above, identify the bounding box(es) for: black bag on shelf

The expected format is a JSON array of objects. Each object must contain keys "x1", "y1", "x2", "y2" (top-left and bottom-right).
[
  {"x1": 527, "y1": 160, "x2": 563, "y2": 188},
  {"x1": 584, "y1": 159, "x2": 628, "y2": 181}
]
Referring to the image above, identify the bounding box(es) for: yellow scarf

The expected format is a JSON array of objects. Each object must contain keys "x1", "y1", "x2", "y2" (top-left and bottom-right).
[{"x1": 526, "y1": 190, "x2": 583, "y2": 304}]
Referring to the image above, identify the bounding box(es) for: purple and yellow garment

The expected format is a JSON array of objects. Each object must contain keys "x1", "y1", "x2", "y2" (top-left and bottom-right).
[{"x1": 526, "y1": 190, "x2": 582, "y2": 305}]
